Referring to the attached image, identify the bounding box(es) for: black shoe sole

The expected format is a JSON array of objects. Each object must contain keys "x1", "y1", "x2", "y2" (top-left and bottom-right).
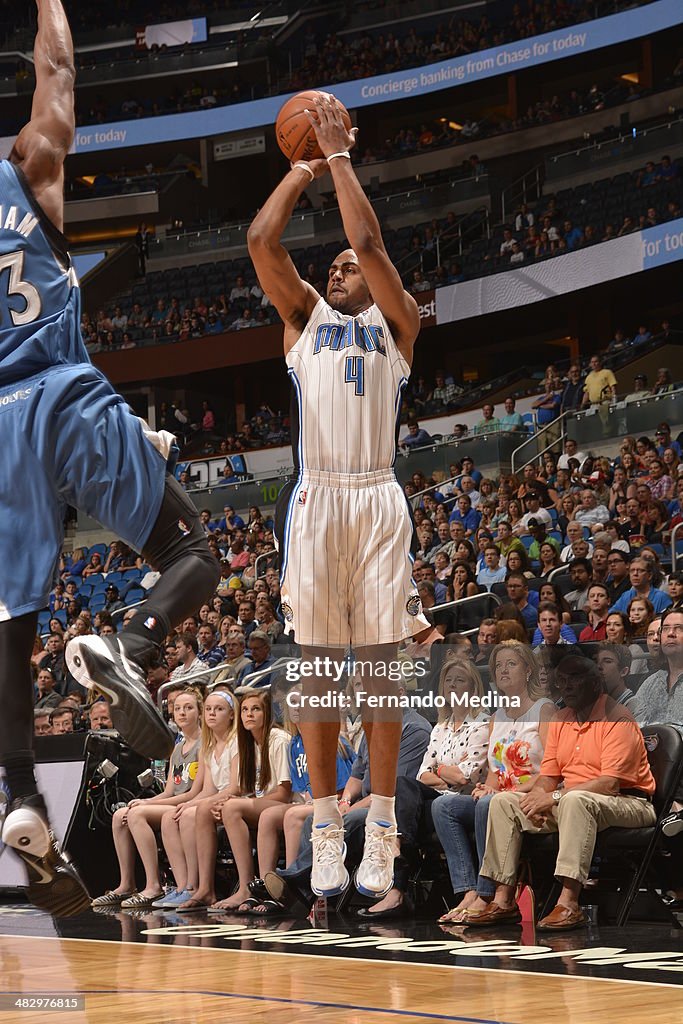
[
  {"x1": 66, "y1": 636, "x2": 174, "y2": 760},
  {"x1": 263, "y1": 872, "x2": 311, "y2": 918},
  {"x1": 20, "y1": 849, "x2": 91, "y2": 918}
]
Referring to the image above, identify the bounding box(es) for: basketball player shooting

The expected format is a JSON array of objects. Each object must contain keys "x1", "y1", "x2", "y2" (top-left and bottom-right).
[
  {"x1": 0, "y1": 0, "x2": 219, "y2": 915},
  {"x1": 248, "y1": 93, "x2": 431, "y2": 900}
]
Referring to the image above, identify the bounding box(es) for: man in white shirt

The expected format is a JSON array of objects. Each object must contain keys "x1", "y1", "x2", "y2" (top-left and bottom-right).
[
  {"x1": 574, "y1": 490, "x2": 609, "y2": 531},
  {"x1": 557, "y1": 438, "x2": 588, "y2": 471},
  {"x1": 169, "y1": 633, "x2": 201, "y2": 682},
  {"x1": 517, "y1": 493, "x2": 552, "y2": 535}
]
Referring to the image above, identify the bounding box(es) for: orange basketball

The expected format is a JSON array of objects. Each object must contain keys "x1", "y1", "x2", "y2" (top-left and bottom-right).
[{"x1": 275, "y1": 90, "x2": 352, "y2": 163}]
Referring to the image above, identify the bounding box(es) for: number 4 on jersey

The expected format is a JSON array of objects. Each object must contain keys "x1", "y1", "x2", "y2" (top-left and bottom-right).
[
  {"x1": 344, "y1": 355, "x2": 364, "y2": 396},
  {"x1": 0, "y1": 250, "x2": 42, "y2": 326}
]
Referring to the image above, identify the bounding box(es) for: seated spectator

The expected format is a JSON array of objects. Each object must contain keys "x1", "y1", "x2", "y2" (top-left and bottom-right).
[
  {"x1": 410, "y1": 269, "x2": 432, "y2": 294},
  {"x1": 467, "y1": 655, "x2": 655, "y2": 930},
  {"x1": 595, "y1": 645, "x2": 634, "y2": 705},
  {"x1": 428, "y1": 371, "x2": 461, "y2": 411},
  {"x1": 629, "y1": 608, "x2": 683, "y2": 733},
  {"x1": 88, "y1": 698, "x2": 113, "y2": 730},
  {"x1": 564, "y1": 558, "x2": 593, "y2": 611},
  {"x1": 574, "y1": 489, "x2": 609, "y2": 532},
  {"x1": 505, "y1": 547, "x2": 535, "y2": 580},
  {"x1": 196, "y1": 623, "x2": 225, "y2": 668},
  {"x1": 82, "y1": 552, "x2": 103, "y2": 577},
  {"x1": 505, "y1": 572, "x2": 537, "y2": 631},
  {"x1": 34, "y1": 668, "x2": 62, "y2": 710},
  {"x1": 557, "y1": 438, "x2": 588, "y2": 473},
  {"x1": 627, "y1": 596, "x2": 655, "y2": 639},
  {"x1": 474, "y1": 404, "x2": 500, "y2": 435},
  {"x1": 610, "y1": 557, "x2": 672, "y2": 615},
  {"x1": 477, "y1": 545, "x2": 507, "y2": 591},
  {"x1": 170, "y1": 633, "x2": 201, "y2": 682},
  {"x1": 537, "y1": 541, "x2": 561, "y2": 577},
  {"x1": 434, "y1": 642, "x2": 554, "y2": 923},
  {"x1": 449, "y1": 494, "x2": 481, "y2": 537},
  {"x1": 579, "y1": 583, "x2": 612, "y2": 641},
  {"x1": 560, "y1": 522, "x2": 594, "y2": 563},
  {"x1": 50, "y1": 707, "x2": 76, "y2": 734},
  {"x1": 499, "y1": 397, "x2": 524, "y2": 432},
  {"x1": 625, "y1": 373, "x2": 650, "y2": 402},
  {"x1": 532, "y1": 602, "x2": 577, "y2": 647},
  {"x1": 401, "y1": 420, "x2": 434, "y2": 449},
  {"x1": 517, "y1": 492, "x2": 553, "y2": 536},
  {"x1": 364, "y1": 658, "x2": 490, "y2": 918},
  {"x1": 91, "y1": 689, "x2": 203, "y2": 909},
  {"x1": 237, "y1": 630, "x2": 275, "y2": 686},
  {"x1": 34, "y1": 708, "x2": 52, "y2": 736},
  {"x1": 157, "y1": 690, "x2": 240, "y2": 910},
  {"x1": 184, "y1": 691, "x2": 291, "y2": 912},
  {"x1": 652, "y1": 367, "x2": 673, "y2": 396}
]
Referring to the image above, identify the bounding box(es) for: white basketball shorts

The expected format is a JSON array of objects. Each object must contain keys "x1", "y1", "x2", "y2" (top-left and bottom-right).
[{"x1": 275, "y1": 468, "x2": 430, "y2": 648}]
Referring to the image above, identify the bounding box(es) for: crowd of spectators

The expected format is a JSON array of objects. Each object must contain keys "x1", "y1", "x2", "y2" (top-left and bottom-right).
[
  {"x1": 356, "y1": 76, "x2": 656, "y2": 166},
  {"x1": 51, "y1": 0, "x2": 643, "y2": 129},
  {"x1": 80, "y1": 154, "x2": 682, "y2": 364},
  {"x1": 32, "y1": 409, "x2": 683, "y2": 923}
]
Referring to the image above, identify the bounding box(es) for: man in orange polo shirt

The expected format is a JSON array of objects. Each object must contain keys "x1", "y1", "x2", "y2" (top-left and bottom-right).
[{"x1": 467, "y1": 654, "x2": 655, "y2": 931}]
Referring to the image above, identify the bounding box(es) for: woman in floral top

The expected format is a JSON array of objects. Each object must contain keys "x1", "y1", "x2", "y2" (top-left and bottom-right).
[
  {"x1": 357, "y1": 658, "x2": 489, "y2": 919},
  {"x1": 433, "y1": 641, "x2": 555, "y2": 924}
]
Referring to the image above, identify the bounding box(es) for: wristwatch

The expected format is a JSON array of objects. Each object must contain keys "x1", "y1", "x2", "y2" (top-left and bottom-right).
[{"x1": 552, "y1": 789, "x2": 562, "y2": 803}]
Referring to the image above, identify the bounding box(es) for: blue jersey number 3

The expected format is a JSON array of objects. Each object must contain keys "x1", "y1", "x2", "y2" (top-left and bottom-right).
[{"x1": 344, "y1": 355, "x2": 364, "y2": 396}]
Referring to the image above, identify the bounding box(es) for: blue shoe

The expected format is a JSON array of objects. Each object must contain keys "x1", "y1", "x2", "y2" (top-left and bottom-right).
[
  {"x1": 151, "y1": 888, "x2": 177, "y2": 909},
  {"x1": 160, "y1": 888, "x2": 192, "y2": 909}
]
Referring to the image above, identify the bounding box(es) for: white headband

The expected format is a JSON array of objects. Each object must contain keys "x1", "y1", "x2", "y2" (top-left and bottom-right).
[{"x1": 210, "y1": 690, "x2": 235, "y2": 708}]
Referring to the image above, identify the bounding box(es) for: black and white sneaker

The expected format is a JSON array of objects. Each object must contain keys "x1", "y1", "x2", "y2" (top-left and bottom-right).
[
  {"x1": 662, "y1": 810, "x2": 683, "y2": 838},
  {"x1": 2, "y1": 796, "x2": 90, "y2": 917},
  {"x1": 65, "y1": 633, "x2": 174, "y2": 760}
]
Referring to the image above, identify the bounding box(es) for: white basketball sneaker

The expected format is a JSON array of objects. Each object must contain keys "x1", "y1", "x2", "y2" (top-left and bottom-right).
[
  {"x1": 66, "y1": 632, "x2": 174, "y2": 760},
  {"x1": 310, "y1": 823, "x2": 349, "y2": 897},
  {"x1": 2, "y1": 795, "x2": 90, "y2": 916},
  {"x1": 355, "y1": 820, "x2": 400, "y2": 898}
]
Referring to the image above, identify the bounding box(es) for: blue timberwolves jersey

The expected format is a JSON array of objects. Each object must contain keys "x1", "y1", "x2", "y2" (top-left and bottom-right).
[{"x1": 0, "y1": 160, "x2": 87, "y2": 386}]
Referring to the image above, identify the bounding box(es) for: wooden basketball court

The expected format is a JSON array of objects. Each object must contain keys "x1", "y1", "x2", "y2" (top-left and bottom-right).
[{"x1": 1, "y1": 905, "x2": 682, "y2": 1023}]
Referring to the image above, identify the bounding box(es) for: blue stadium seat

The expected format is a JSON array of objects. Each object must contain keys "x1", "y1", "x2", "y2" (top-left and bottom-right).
[
  {"x1": 53, "y1": 609, "x2": 67, "y2": 626},
  {"x1": 89, "y1": 593, "x2": 106, "y2": 612},
  {"x1": 122, "y1": 569, "x2": 143, "y2": 582},
  {"x1": 520, "y1": 535, "x2": 534, "y2": 550},
  {"x1": 88, "y1": 543, "x2": 107, "y2": 558},
  {"x1": 38, "y1": 610, "x2": 51, "y2": 631},
  {"x1": 85, "y1": 573, "x2": 104, "y2": 588}
]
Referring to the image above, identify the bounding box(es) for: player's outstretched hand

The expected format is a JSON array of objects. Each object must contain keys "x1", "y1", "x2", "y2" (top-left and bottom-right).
[{"x1": 305, "y1": 93, "x2": 358, "y2": 159}]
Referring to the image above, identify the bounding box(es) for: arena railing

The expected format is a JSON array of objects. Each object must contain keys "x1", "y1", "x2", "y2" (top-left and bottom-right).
[
  {"x1": 156, "y1": 663, "x2": 235, "y2": 710},
  {"x1": 254, "y1": 549, "x2": 278, "y2": 579},
  {"x1": 148, "y1": 171, "x2": 489, "y2": 263},
  {"x1": 511, "y1": 413, "x2": 568, "y2": 476}
]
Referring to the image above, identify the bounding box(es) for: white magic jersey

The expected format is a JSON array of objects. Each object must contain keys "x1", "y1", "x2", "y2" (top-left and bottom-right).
[{"x1": 286, "y1": 297, "x2": 410, "y2": 474}]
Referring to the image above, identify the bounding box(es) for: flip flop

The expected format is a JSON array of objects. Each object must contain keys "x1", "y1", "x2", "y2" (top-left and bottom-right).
[
  {"x1": 247, "y1": 899, "x2": 290, "y2": 918},
  {"x1": 206, "y1": 896, "x2": 259, "y2": 916},
  {"x1": 175, "y1": 898, "x2": 212, "y2": 914}
]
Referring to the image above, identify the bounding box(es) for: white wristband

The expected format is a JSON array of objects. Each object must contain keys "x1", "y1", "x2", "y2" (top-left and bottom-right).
[
  {"x1": 292, "y1": 162, "x2": 314, "y2": 181},
  {"x1": 327, "y1": 151, "x2": 352, "y2": 163}
]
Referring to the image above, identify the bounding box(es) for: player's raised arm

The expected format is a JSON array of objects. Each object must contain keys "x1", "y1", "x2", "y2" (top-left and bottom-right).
[
  {"x1": 247, "y1": 164, "x2": 326, "y2": 339},
  {"x1": 10, "y1": 0, "x2": 75, "y2": 232},
  {"x1": 306, "y1": 95, "x2": 420, "y2": 364}
]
